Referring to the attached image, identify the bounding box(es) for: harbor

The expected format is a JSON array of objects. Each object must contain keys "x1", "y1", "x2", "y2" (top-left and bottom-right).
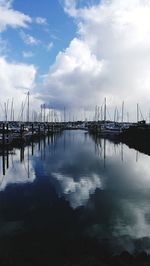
[{"x1": 1, "y1": 0, "x2": 150, "y2": 265}]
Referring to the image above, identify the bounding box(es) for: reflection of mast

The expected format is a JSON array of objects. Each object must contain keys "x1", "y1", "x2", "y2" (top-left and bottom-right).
[
  {"x1": 38, "y1": 137, "x2": 41, "y2": 151},
  {"x1": 121, "y1": 143, "x2": 124, "y2": 162},
  {"x1": 20, "y1": 145, "x2": 25, "y2": 162},
  {"x1": 43, "y1": 138, "x2": 46, "y2": 160},
  {"x1": 104, "y1": 138, "x2": 106, "y2": 168},
  {"x1": 136, "y1": 150, "x2": 139, "y2": 162},
  {"x1": 63, "y1": 132, "x2": 66, "y2": 152},
  {"x1": 6, "y1": 147, "x2": 9, "y2": 169},
  {"x1": 31, "y1": 141, "x2": 34, "y2": 156},
  {"x1": 27, "y1": 145, "x2": 29, "y2": 178},
  {"x1": 2, "y1": 149, "x2": 5, "y2": 176}
]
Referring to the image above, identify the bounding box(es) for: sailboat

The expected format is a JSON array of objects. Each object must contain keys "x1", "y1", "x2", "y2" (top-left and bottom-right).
[{"x1": 99, "y1": 99, "x2": 124, "y2": 136}]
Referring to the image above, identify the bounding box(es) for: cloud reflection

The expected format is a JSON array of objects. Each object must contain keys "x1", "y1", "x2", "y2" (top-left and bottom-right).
[
  {"x1": 0, "y1": 148, "x2": 35, "y2": 190},
  {"x1": 52, "y1": 172, "x2": 102, "y2": 208}
]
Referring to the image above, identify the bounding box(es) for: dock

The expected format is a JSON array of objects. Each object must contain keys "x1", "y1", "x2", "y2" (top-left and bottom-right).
[{"x1": 0, "y1": 121, "x2": 64, "y2": 147}]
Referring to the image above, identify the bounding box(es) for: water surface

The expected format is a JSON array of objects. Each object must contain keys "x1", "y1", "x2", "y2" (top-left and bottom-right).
[{"x1": 0, "y1": 130, "x2": 150, "y2": 264}]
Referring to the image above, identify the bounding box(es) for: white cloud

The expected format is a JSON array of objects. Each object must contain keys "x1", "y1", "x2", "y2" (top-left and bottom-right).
[
  {"x1": 0, "y1": 0, "x2": 31, "y2": 32},
  {"x1": 63, "y1": 0, "x2": 77, "y2": 17},
  {"x1": 47, "y1": 41, "x2": 53, "y2": 52},
  {"x1": 35, "y1": 16, "x2": 47, "y2": 25},
  {"x1": 20, "y1": 30, "x2": 40, "y2": 46},
  {"x1": 39, "y1": 0, "x2": 150, "y2": 120},
  {"x1": 22, "y1": 51, "x2": 34, "y2": 58},
  {"x1": 0, "y1": 57, "x2": 37, "y2": 119}
]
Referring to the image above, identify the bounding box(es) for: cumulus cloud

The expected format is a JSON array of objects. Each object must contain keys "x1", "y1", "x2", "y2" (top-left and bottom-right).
[
  {"x1": 39, "y1": 0, "x2": 150, "y2": 120},
  {"x1": 0, "y1": 0, "x2": 31, "y2": 32},
  {"x1": 41, "y1": 37, "x2": 103, "y2": 109},
  {"x1": 63, "y1": 0, "x2": 77, "y2": 17},
  {"x1": 0, "y1": 57, "x2": 37, "y2": 120}
]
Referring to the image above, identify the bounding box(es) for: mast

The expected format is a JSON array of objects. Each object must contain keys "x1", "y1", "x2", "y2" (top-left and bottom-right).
[
  {"x1": 27, "y1": 91, "x2": 30, "y2": 122},
  {"x1": 4, "y1": 102, "x2": 7, "y2": 122},
  {"x1": 6, "y1": 99, "x2": 9, "y2": 122},
  {"x1": 114, "y1": 107, "x2": 117, "y2": 123},
  {"x1": 10, "y1": 98, "x2": 14, "y2": 121},
  {"x1": 97, "y1": 106, "x2": 100, "y2": 121},
  {"x1": 13, "y1": 109, "x2": 14, "y2": 121},
  {"x1": 100, "y1": 105, "x2": 103, "y2": 121},
  {"x1": 95, "y1": 105, "x2": 97, "y2": 121},
  {"x1": 49, "y1": 108, "x2": 50, "y2": 123},
  {"x1": 64, "y1": 107, "x2": 66, "y2": 123},
  {"x1": 121, "y1": 101, "x2": 124, "y2": 124},
  {"x1": 21, "y1": 101, "x2": 24, "y2": 122},
  {"x1": 127, "y1": 112, "x2": 129, "y2": 123},
  {"x1": 104, "y1": 97, "x2": 106, "y2": 124},
  {"x1": 41, "y1": 104, "x2": 43, "y2": 122},
  {"x1": 137, "y1": 103, "x2": 139, "y2": 123},
  {"x1": 43, "y1": 104, "x2": 46, "y2": 123}
]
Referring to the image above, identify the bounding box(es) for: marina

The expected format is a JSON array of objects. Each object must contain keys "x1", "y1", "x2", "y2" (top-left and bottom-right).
[{"x1": 1, "y1": 0, "x2": 150, "y2": 264}]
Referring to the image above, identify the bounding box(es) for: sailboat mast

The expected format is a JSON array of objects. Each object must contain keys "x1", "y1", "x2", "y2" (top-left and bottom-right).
[
  {"x1": 104, "y1": 97, "x2": 106, "y2": 124},
  {"x1": 4, "y1": 102, "x2": 7, "y2": 122},
  {"x1": 137, "y1": 103, "x2": 139, "y2": 123},
  {"x1": 10, "y1": 98, "x2": 14, "y2": 121},
  {"x1": 121, "y1": 101, "x2": 124, "y2": 124},
  {"x1": 27, "y1": 91, "x2": 30, "y2": 122}
]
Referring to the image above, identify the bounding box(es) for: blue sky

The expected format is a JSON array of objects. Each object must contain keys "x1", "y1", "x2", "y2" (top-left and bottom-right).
[{"x1": 2, "y1": 0, "x2": 77, "y2": 76}]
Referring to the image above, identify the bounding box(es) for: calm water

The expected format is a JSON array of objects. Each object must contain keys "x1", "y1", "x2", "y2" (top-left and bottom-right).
[{"x1": 0, "y1": 130, "x2": 150, "y2": 263}]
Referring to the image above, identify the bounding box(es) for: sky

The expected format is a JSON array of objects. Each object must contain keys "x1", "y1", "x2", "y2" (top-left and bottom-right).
[{"x1": 1, "y1": 0, "x2": 150, "y2": 121}]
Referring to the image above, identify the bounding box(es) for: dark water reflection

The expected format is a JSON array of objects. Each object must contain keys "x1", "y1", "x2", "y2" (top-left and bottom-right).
[{"x1": 0, "y1": 130, "x2": 150, "y2": 263}]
